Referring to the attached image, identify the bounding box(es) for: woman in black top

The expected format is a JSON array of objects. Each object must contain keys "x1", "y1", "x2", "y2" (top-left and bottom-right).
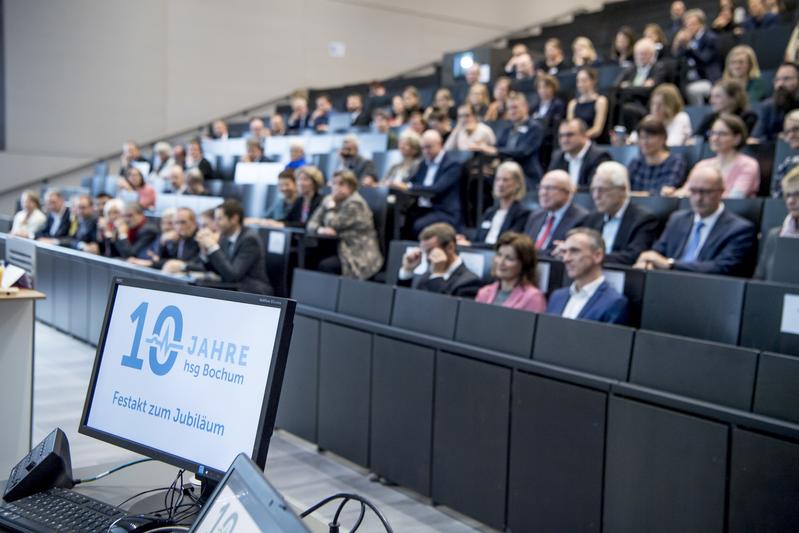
[{"x1": 283, "y1": 166, "x2": 325, "y2": 228}]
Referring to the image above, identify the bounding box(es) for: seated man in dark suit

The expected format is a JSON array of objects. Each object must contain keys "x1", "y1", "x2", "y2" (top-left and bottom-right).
[
  {"x1": 63, "y1": 194, "x2": 98, "y2": 251},
  {"x1": 615, "y1": 38, "x2": 673, "y2": 130},
  {"x1": 671, "y1": 9, "x2": 722, "y2": 105},
  {"x1": 240, "y1": 138, "x2": 275, "y2": 164},
  {"x1": 524, "y1": 169, "x2": 589, "y2": 254},
  {"x1": 634, "y1": 165, "x2": 757, "y2": 276},
  {"x1": 753, "y1": 62, "x2": 799, "y2": 142},
  {"x1": 546, "y1": 227, "x2": 630, "y2": 325},
  {"x1": 478, "y1": 92, "x2": 544, "y2": 191},
  {"x1": 346, "y1": 93, "x2": 371, "y2": 128},
  {"x1": 195, "y1": 199, "x2": 273, "y2": 295},
  {"x1": 114, "y1": 202, "x2": 160, "y2": 259},
  {"x1": 336, "y1": 134, "x2": 377, "y2": 185},
  {"x1": 397, "y1": 222, "x2": 483, "y2": 297},
  {"x1": 34, "y1": 189, "x2": 71, "y2": 240},
  {"x1": 548, "y1": 118, "x2": 612, "y2": 190},
  {"x1": 153, "y1": 207, "x2": 201, "y2": 272},
  {"x1": 582, "y1": 162, "x2": 659, "y2": 265},
  {"x1": 394, "y1": 129, "x2": 464, "y2": 237}
]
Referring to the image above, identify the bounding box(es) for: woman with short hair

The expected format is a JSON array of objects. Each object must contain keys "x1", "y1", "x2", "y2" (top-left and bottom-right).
[
  {"x1": 755, "y1": 166, "x2": 799, "y2": 278},
  {"x1": 382, "y1": 131, "x2": 423, "y2": 186},
  {"x1": 628, "y1": 116, "x2": 688, "y2": 194},
  {"x1": 306, "y1": 169, "x2": 383, "y2": 279}
]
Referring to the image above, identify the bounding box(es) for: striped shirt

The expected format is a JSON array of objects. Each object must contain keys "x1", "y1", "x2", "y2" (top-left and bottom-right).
[{"x1": 629, "y1": 153, "x2": 687, "y2": 194}]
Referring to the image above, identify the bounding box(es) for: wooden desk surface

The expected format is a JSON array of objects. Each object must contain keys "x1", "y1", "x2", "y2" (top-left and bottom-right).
[{"x1": 0, "y1": 289, "x2": 45, "y2": 301}]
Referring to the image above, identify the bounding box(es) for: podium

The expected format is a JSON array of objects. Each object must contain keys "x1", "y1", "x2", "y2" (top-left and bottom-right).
[{"x1": 0, "y1": 289, "x2": 45, "y2": 476}]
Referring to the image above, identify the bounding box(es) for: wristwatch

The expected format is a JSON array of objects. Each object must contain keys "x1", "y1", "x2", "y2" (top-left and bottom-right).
[{"x1": 667, "y1": 258, "x2": 675, "y2": 269}]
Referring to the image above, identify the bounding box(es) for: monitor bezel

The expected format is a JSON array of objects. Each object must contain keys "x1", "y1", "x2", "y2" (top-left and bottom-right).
[
  {"x1": 78, "y1": 277, "x2": 296, "y2": 479},
  {"x1": 189, "y1": 453, "x2": 310, "y2": 533}
]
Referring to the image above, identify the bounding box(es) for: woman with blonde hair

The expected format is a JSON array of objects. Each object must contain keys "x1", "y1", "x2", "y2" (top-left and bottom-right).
[
  {"x1": 10, "y1": 190, "x2": 47, "y2": 238},
  {"x1": 723, "y1": 45, "x2": 766, "y2": 103},
  {"x1": 571, "y1": 36, "x2": 601, "y2": 68},
  {"x1": 381, "y1": 130, "x2": 423, "y2": 186},
  {"x1": 648, "y1": 83, "x2": 693, "y2": 146}
]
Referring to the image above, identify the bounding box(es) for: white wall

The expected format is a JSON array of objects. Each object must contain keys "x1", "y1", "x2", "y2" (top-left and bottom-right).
[{"x1": 2, "y1": 0, "x2": 603, "y2": 191}]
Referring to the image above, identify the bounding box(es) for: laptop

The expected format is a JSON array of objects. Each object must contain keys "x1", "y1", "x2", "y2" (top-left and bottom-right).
[{"x1": 190, "y1": 453, "x2": 309, "y2": 532}]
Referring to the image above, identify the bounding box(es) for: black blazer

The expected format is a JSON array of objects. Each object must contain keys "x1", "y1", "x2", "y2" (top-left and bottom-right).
[
  {"x1": 676, "y1": 30, "x2": 722, "y2": 82},
  {"x1": 114, "y1": 221, "x2": 160, "y2": 259},
  {"x1": 205, "y1": 228, "x2": 273, "y2": 295},
  {"x1": 351, "y1": 111, "x2": 371, "y2": 127},
  {"x1": 59, "y1": 216, "x2": 98, "y2": 249},
  {"x1": 398, "y1": 262, "x2": 483, "y2": 298},
  {"x1": 152, "y1": 234, "x2": 202, "y2": 270},
  {"x1": 523, "y1": 203, "x2": 589, "y2": 253},
  {"x1": 474, "y1": 201, "x2": 531, "y2": 243},
  {"x1": 548, "y1": 144, "x2": 613, "y2": 189},
  {"x1": 652, "y1": 208, "x2": 757, "y2": 276},
  {"x1": 35, "y1": 208, "x2": 72, "y2": 239},
  {"x1": 284, "y1": 194, "x2": 323, "y2": 228},
  {"x1": 496, "y1": 119, "x2": 544, "y2": 185},
  {"x1": 583, "y1": 202, "x2": 660, "y2": 265},
  {"x1": 409, "y1": 152, "x2": 465, "y2": 223}
]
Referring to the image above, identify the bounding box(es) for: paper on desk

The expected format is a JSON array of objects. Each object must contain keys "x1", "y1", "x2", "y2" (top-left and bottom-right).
[
  {"x1": 1, "y1": 264, "x2": 25, "y2": 289},
  {"x1": 268, "y1": 231, "x2": 286, "y2": 254},
  {"x1": 780, "y1": 294, "x2": 799, "y2": 335}
]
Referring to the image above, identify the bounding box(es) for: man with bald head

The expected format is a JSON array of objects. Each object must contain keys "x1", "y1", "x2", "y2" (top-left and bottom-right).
[
  {"x1": 635, "y1": 165, "x2": 756, "y2": 276},
  {"x1": 396, "y1": 129, "x2": 465, "y2": 237},
  {"x1": 523, "y1": 169, "x2": 588, "y2": 253},
  {"x1": 583, "y1": 161, "x2": 659, "y2": 265},
  {"x1": 168, "y1": 165, "x2": 189, "y2": 194}
]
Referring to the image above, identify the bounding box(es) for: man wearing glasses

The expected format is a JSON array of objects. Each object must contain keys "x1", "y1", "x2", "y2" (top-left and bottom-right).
[
  {"x1": 771, "y1": 109, "x2": 799, "y2": 197},
  {"x1": 634, "y1": 166, "x2": 756, "y2": 276},
  {"x1": 581, "y1": 162, "x2": 659, "y2": 265},
  {"x1": 523, "y1": 169, "x2": 588, "y2": 254}
]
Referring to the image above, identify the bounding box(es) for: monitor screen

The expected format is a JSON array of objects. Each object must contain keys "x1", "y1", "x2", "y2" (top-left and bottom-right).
[
  {"x1": 79, "y1": 278, "x2": 295, "y2": 477},
  {"x1": 190, "y1": 454, "x2": 309, "y2": 533}
]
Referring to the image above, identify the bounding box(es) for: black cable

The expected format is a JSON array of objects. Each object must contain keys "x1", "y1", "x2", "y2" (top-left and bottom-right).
[
  {"x1": 351, "y1": 502, "x2": 367, "y2": 532},
  {"x1": 300, "y1": 493, "x2": 393, "y2": 533},
  {"x1": 73, "y1": 458, "x2": 154, "y2": 484},
  {"x1": 116, "y1": 487, "x2": 172, "y2": 509}
]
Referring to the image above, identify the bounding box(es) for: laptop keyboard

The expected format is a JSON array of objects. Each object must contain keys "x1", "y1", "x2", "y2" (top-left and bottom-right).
[{"x1": 0, "y1": 487, "x2": 127, "y2": 533}]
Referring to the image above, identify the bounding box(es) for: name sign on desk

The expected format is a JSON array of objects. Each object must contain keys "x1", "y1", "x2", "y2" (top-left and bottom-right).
[
  {"x1": 86, "y1": 285, "x2": 281, "y2": 472},
  {"x1": 234, "y1": 162, "x2": 283, "y2": 184},
  {"x1": 781, "y1": 294, "x2": 799, "y2": 335}
]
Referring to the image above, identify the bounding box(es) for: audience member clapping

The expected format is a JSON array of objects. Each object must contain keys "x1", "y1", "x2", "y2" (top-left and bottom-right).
[
  {"x1": 306, "y1": 169, "x2": 383, "y2": 280},
  {"x1": 672, "y1": 9, "x2": 722, "y2": 105},
  {"x1": 11, "y1": 190, "x2": 46, "y2": 239},
  {"x1": 475, "y1": 232, "x2": 546, "y2": 312}
]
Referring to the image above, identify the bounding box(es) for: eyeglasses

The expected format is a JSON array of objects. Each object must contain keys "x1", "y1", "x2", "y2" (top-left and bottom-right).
[
  {"x1": 688, "y1": 188, "x2": 723, "y2": 196},
  {"x1": 707, "y1": 130, "x2": 732, "y2": 138},
  {"x1": 590, "y1": 186, "x2": 622, "y2": 194},
  {"x1": 539, "y1": 185, "x2": 569, "y2": 193},
  {"x1": 785, "y1": 191, "x2": 799, "y2": 200},
  {"x1": 558, "y1": 132, "x2": 577, "y2": 138},
  {"x1": 775, "y1": 76, "x2": 798, "y2": 83},
  {"x1": 783, "y1": 127, "x2": 799, "y2": 136}
]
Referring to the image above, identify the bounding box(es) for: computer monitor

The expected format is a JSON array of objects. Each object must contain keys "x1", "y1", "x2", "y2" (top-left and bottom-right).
[
  {"x1": 79, "y1": 277, "x2": 295, "y2": 480},
  {"x1": 190, "y1": 453, "x2": 310, "y2": 533}
]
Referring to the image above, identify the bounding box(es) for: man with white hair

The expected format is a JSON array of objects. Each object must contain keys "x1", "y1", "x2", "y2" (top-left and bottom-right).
[
  {"x1": 152, "y1": 141, "x2": 174, "y2": 177},
  {"x1": 635, "y1": 165, "x2": 756, "y2": 276},
  {"x1": 523, "y1": 169, "x2": 588, "y2": 254},
  {"x1": 285, "y1": 140, "x2": 307, "y2": 170},
  {"x1": 337, "y1": 134, "x2": 376, "y2": 184},
  {"x1": 168, "y1": 165, "x2": 189, "y2": 195},
  {"x1": 582, "y1": 161, "x2": 659, "y2": 265},
  {"x1": 615, "y1": 38, "x2": 673, "y2": 130}
]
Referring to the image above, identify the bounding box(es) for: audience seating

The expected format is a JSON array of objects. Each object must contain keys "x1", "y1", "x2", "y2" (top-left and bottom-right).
[{"x1": 740, "y1": 279, "x2": 799, "y2": 356}]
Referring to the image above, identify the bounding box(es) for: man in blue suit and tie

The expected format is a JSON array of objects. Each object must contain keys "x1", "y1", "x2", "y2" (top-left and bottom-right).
[
  {"x1": 634, "y1": 165, "x2": 756, "y2": 276},
  {"x1": 396, "y1": 129, "x2": 464, "y2": 237},
  {"x1": 546, "y1": 227, "x2": 630, "y2": 325}
]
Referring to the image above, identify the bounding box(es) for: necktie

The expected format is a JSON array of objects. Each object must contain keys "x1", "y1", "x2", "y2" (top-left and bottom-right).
[
  {"x1": 536, "y1": 214, "x2": 556, "y2": 250},
  {"x1": 226, "y1": 239, "x2": 235, "y2": 259},
  {"x1": 177, "y1": 239, "x2": 185, "y2": 259},
  {"x1": 680, "y1": 221, "x2": 705, "y2": 261}
]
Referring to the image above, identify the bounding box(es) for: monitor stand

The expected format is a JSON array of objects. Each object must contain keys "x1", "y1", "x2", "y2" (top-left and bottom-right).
[{"x1": 127, "y1": 475, "x2": 219, "y2": 524}]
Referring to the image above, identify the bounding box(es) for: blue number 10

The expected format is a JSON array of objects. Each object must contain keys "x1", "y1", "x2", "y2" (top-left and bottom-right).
[{"x1": 121, "y1": 302, "x2": 148, "y2": 369}]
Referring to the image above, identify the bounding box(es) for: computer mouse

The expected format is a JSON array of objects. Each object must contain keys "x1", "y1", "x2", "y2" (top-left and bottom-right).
[{"x1": 108, "y1": 515, "x2": 175, "y2": 533}]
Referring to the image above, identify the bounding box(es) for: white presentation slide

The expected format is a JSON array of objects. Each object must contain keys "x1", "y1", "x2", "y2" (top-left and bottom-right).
[{"x1": 86, "y1": 285, "x2": 281, "y2": 472}]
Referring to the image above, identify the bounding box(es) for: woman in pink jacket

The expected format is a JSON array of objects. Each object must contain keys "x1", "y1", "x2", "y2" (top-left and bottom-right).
[{"x1": 475, "y1": 231, "x2": 547, "y2": 313}]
